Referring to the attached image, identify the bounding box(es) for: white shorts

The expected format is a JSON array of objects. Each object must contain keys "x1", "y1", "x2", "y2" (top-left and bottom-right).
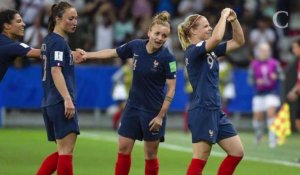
[
  {"x1": 112, "y1": 83, "x2": 128, "y2": 101},
  {"x1": 252, "y1": 94, "x2": 280, "y2": 112}
]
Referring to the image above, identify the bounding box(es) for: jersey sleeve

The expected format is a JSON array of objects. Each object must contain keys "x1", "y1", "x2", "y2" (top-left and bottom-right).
[
  {"x1": 188, "y1": 41, "x2": 206, "y2": 58},
  {"x1": 116, "y1": 40, "x2": 135, "y2": 60},
  {"x1": 164, "y1": 55, "x2": 177, "y2": 79},
  {"x1": 213, "y1": 42, "x2": 227, "y2": 57},
  {"x1": 10, "y1": 42, "x2": 32, "y2": 58},
  {"x1": 49, "y1": 40, "x2": 66, "y2": 67}
]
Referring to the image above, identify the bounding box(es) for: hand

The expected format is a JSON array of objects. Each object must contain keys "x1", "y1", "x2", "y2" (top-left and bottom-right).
[
  {"x1": 149, "y1": 116, "x2": 163, "y2": 132},
  {"x1": 227, "y1": 9, "x2": 237, "y2": 22},
  {"x1": 64, "y1": 97, "x2": 75, "y2": 119},
  {"x1": 73, "y1": 48, "x2": 86, "y2": 63},
  {"x1": 221, "y1": 8, "x2": 231, "y2": 19}
]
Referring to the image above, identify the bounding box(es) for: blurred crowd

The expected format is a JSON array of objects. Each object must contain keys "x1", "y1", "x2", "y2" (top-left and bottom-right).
[{"x1": 2, "y1": 0, "x2": 299, "y2": 68}]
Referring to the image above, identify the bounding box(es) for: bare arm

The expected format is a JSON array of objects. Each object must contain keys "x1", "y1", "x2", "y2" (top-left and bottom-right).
[
  {"x1": 26, "y1": 48, "x2": 41, "y2": 58},
  {"x1": 226, "y1": 11, "x2": 245, "y2": 53},
  {"x1": 205, "y1": 8, "x2": 230, "y2": 52},
  {"x1": 149, "y1": 78, "x2": 176, "y2": 131},
  {"x1": 85, "y1": 49, "x2": 118, "y2": 60},
  {"x1": 51, "y1": 66, "x2": 75, "y2": 119}
]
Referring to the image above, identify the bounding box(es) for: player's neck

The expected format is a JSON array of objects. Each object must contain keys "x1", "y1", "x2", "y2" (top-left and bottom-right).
[
  {"x1": 2, "y1": 31, "x2": 17, "y2": 40},
  {"x1": 53, "y1": 28, "x2": 67, "y2": 39},
  {"x1": 190, "y1": 36, "x2": 202, "y2": 45}
]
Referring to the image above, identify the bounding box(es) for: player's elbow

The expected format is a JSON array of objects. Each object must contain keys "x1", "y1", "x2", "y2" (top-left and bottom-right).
[{"x1": 51, "y1": 67, "x2": 62, "y2": 77}]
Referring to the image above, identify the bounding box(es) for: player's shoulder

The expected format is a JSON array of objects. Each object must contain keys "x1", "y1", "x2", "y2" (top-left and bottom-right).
[
  {"x1": 160, "y1": 47, "x2": 175, "y2": 62},
  {"x1": 46, "y1": 33, "x2": 65, "y2": 42},
  {"x1": 130, "y1": 39, "x2": 146, "y2": 46}
]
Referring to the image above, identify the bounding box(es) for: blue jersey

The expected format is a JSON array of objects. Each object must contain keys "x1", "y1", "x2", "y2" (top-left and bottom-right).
[
  {"x1": 41, "y1": 33, "x2": 76, "y2": 107},
  {"x1": 185, "y1": 41, "x2": 227, "y2": 110},
  {"x1": 116, "y1": 39, "x2": 177, "y2": 112},
  {"x1": 0, "y1": 34, "x2": 31, "y2": 82}
]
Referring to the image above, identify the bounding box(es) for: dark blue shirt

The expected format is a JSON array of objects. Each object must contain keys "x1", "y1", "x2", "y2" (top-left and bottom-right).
[
  {"x1": 0, "y1": 34, "x2": 31, "y2": 82},
  {"x1": 41, "y1": 33, "x2": 76, "y2": 107},
  {"x1": 185, "y1": 41, "x2": 227, "y2": 110},
  {"x1": 116, "y1": 39, "x2": 177, "y2": 112}
]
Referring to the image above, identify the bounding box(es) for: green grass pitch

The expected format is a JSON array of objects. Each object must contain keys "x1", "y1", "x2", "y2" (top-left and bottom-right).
[{"x1": 0, "y1": 129, "x2": 299, "y2": 175}]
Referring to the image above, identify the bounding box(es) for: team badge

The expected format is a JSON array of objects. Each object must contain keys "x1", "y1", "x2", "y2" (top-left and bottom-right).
[
  {"x1": 151, "y1": 60, "x2": 159, "y2": 71},
  {"x1": 209, "y1": 129, "x2": 214, "y2": 138}
]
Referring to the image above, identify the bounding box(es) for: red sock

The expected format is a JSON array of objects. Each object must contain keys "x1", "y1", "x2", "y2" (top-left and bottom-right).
[
  {"x1": 57, "y1": 155, "x2": 73, "y2": 175},
  {"x1": 36, "y1": 152, "x2": 58, "y2": 175},
  {"x1": 217, "y1": 155, "x2": 243, "y2": 175},
  {"x1": 113, "y1": 111, "x2": 122, "y2": 130},
  {"x1": 115, "y1": 153, "x2": 131, "y2": 175},
  {"x1": 145, "y1": 159, "x2": 159, "y2": 175},
  {"x1": 187, "y1": 158, "x2": 207, "y2": 175}
]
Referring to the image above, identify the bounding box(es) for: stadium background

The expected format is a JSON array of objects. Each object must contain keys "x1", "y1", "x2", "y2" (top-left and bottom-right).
[{"x1": 1, "y1": 0, "x2": 300, "y2": 174}]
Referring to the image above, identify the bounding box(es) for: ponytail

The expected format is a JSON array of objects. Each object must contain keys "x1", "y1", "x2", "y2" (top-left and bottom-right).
[{"x1": 177, "y1": 14, "x2": 202, "y2": 50}]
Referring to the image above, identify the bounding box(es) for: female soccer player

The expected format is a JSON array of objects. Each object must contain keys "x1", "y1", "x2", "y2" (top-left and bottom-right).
[
  {"x1": 178, "y1": 8, "x2": 245, "y2": 175},
  {"x1": 82, "y1": 11, "x2": 176, "y2": 175},
  {"x1": 249, "y1": 42, "x2": 284, "y2": 148},
  {"x1": 36, "y1": 2, "x2": 79, "y2": 175},
  {"x1": 0, "y1": 9, "x2": 40, "y2": 82}
]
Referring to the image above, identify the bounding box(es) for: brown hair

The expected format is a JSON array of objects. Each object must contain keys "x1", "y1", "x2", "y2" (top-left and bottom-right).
[
  {"x1": 149, "y1": 11, "x2": 170, "y2": 30},
  {"x1": 177, "y1": 14, "x2": 202, "y2": 50},
  {"x1": 48, "y1": 1, "x2": 73, "y2": 33},
  {"x1": 0, "y1": 9, "x2": 19, "y2": 33}
]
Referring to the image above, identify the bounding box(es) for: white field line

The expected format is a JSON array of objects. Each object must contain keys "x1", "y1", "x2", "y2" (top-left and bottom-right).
[{"x1": 81, "y1": 132, "x2": 300, "y2": 168}]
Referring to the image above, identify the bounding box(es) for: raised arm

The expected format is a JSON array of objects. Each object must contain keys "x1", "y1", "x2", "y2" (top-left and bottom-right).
[
  {"x1": 205, "y1": 8, "x2": 231, "y2": 52},
  {"x1": 226, "y1": 10, "x2": 245, "y2": 53}
]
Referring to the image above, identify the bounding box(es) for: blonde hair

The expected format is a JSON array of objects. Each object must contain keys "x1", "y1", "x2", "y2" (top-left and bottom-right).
[
  {"x1": 149, "y1": 11, "x2": 170, "y2": 30},
  {"x1": 178, "y1": 14, "x2": 202, "y2": 50}
]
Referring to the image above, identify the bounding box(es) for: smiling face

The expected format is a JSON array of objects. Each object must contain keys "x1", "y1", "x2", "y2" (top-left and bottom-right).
[
  {"x1": 6, "y1": 13, "x2": 25, "y2": 39},
  {"x1": 55, "y1": 7, "x2": 78, "y2": 34},
  {"x1": 147, "y1": 24, "x2": 170, "y2": 51},
  {"x1": 190, "y1": 16, "x2": 213, "y2": 41}
]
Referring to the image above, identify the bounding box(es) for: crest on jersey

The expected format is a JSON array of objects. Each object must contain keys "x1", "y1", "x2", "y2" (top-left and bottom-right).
[
  {"x1": 209, "y1": 129, "x2": 214, "y2": 138},
  {"x1": 151, "y1": 60, "x2": 159, "y2": 71},
  {"x1": 153, "y1": 60, "x2": 159, "y2": 68}
]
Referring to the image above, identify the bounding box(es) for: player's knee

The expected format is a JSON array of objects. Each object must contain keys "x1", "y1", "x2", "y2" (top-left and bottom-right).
[
  {"x1": 118, "y1": 144, "x2": 132, "y2": 154},
  {"x1": 58, "y1": 146, "x2": 74, "y2": 155},
  {"x1": 145, "y1": 151, "x2": 158, "y2": 160},
  {"x1": 231, "y1": 149, "x2": 244, "y2": 157}
]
